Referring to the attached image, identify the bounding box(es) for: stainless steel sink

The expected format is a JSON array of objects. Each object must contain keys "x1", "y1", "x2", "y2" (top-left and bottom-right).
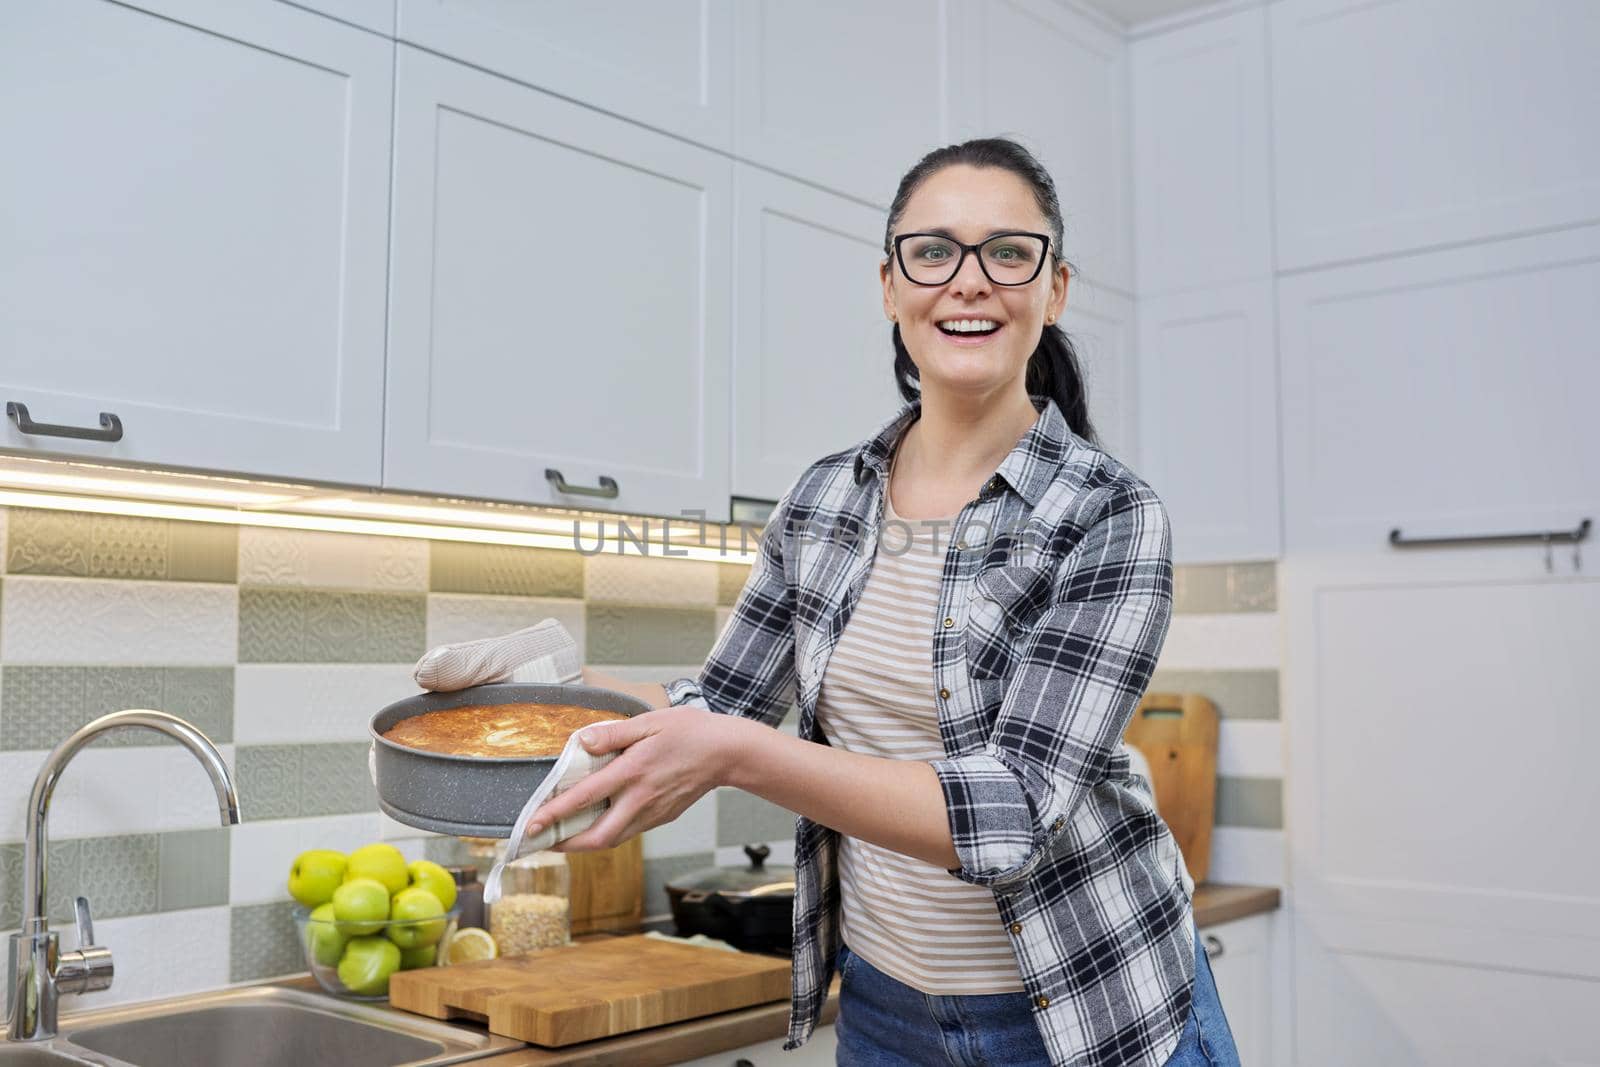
[{"x1": 4, "y1": 986, "x2": 523, "y2": 1067}]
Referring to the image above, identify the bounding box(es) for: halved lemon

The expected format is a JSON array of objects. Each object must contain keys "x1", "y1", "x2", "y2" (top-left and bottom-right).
[{"x1": 444, "y1": 927, "x2": 498, "y2": 964}]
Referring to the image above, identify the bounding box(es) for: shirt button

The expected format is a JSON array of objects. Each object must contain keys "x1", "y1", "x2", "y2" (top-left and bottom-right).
[
  {"x1": 1051, "y1": 816, "x2": 1066, "y2": 832},
  {"x1": 1035, "y1": 995, "x2": 1050, "y2": 1009},
  {"x1": 938, "y1": 687, "x2": 951, "y2": 700},
  {"x1": 942, "y1": 617, "x2": 954, "y2": 628},
  {"x1": 1009, "y1": 922, "x2": 1023, "y2": 935}
]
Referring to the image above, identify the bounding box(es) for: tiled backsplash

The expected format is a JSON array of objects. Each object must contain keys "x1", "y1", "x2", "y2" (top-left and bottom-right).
[{"x1": 0, "y1": 506, "x2": 1282, "y2": 1008}]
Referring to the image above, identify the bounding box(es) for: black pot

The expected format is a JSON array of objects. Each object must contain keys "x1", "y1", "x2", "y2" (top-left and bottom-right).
[{"x1": 665, "y1": 844, "x2": 795, "y2": 955}]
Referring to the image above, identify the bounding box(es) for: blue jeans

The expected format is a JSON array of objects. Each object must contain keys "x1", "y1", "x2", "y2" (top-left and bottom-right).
[{"x1": 834, "y1": 922, "x2": 1240, "y2": 1066}]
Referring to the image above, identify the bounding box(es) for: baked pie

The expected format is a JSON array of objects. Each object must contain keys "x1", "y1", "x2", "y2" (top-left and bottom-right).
[{"x1": 380, "y1": 702, "x2": 628, "y2": 759}]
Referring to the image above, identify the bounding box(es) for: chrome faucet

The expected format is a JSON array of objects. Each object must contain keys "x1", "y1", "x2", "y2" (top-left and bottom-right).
[{"x1": 5, "y1": 709, "x2": 242, "y2": 1042}]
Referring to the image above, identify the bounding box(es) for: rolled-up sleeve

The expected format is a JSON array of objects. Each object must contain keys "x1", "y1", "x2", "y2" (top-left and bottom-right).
[
  {"x1": 930, "y1": 483, "x2": 1174, "y2": 890},
  {"x1": 663, "y1": 484, "x2": 800, "y2": 727}
]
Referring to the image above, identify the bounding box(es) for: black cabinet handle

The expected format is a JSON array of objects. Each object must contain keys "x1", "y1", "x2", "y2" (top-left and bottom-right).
[
  {"x1": 545, "y1": 468, "x2": 619, "y2": 499},
  {"x1": 1203, "y1": 935, "x2": 1224, "y2": 960},
  {"x1": 7, "y1": 402, "x2": 123, "y2": 442}
]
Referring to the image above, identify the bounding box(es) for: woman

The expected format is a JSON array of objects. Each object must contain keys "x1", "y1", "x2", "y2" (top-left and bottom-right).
[{"x1": 533, "y1": 138, "x2": 1240, "y2": 1067}]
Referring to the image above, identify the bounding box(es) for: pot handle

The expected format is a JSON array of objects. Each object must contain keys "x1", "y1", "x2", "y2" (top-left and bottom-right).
[{"x1": 681, "y1": 890, "x2": 712, "y2": 904}]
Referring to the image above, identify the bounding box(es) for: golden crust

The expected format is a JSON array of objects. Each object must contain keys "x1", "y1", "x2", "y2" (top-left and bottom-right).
[{"x1": 381, "y1": 702, "x2": 628, "y2": 759}]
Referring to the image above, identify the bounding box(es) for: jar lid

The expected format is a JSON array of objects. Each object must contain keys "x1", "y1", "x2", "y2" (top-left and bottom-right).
[{"x1": 666, "y1": 844, "x2": 795, "y2": 898}]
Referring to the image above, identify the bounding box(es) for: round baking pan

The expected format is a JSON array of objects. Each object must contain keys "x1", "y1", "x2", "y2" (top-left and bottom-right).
[{"x1": 371, "y1": 682, "x2": 652, "y2": 838}]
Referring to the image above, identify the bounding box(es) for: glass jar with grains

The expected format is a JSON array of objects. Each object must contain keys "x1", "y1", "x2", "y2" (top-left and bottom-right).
[{"x1": 488, "y1": 847, "x2": 571, "y2": 956}]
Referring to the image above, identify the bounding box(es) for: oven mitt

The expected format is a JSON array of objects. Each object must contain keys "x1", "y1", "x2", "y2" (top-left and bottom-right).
[
  {"x1": 482, "y1": 724, "x2": 618, "y2": 905},
  {"x1": 411, "y1": 617, "x2": 582, "y2": 690}
]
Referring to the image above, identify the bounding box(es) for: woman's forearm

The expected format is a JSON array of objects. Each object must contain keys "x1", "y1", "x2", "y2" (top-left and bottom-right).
[{"x1": 719, "y1": 716, "x2": 960, "y2": 871}]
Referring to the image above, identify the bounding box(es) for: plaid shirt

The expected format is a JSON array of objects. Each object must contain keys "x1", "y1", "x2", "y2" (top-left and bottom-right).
[{"x1": 665, "y1": 392, "x2": 1196, "y2": 1066}]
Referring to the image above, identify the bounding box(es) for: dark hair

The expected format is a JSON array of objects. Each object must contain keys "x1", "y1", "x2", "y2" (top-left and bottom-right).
[{"x1": 883, "y1": 137, "x2": 1097, "y2": 444}]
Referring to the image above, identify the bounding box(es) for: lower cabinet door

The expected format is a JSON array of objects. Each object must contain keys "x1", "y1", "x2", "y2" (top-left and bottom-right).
[
  {"x1": 1200, "y1": 913, "x2": 1271, "y2": 1067},
  {"x1": 675, "y1": 1024, "x2": 836, "y2": 1067}
]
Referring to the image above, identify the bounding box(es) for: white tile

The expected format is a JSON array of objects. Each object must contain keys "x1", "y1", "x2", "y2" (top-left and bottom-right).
[
  {"x1": 1156, "y1": 612, "x2": 1281, "y2": 671},
  {"x1": 68, "y1": 906, "x2": 232, "y2": 1011},
  {"x1": 715, "y1": 839, "x2": 794, "y2": 868},
  {"x1": 228, "y1": 813, "x2": 383, "y2": 904},
  {"x1": 1217, "y1": 720, "x2": 1284, "y2": 778},
  {"x1": 584, "y1": 553, "x2": 718, "y2": 606},
  {"x1": 642, "y1": 791, "x2": 718, "y2": 859},
  {"x1": 426, "y1": 594, "x2": 585, "y2": 655},
  {"x1": 234, "y1": 664, "x2": 420, "y2": 744},
  {"x1": 0, "y1": 576, "x2": 237, "y2": 665},
  {"x1": 1205, "y1": 826, "x2": 1286, "y2": 888},
  {"x1": 238, "y1": 527, "x2": 429, "y2": 591},
  {"x1": 378, "y1": 812, "x2": 441, "y2": 843},
  {"x1": 0, "y1": 745, "x2": 240, "y2": 843},
  {"x1": 714, "y1": 606, "x2": 732, "y2": 637}
]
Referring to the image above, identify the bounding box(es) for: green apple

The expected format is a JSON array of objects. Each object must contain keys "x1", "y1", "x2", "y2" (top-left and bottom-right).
[
  {"x1": 332, "y1": 877, "x2": 390, "y2": 936},
  {"x1": 288, "y1": 849, "x2": 347, "y2": 908},
  {"x1": 386, "y1": 887, "x2": 447, "y2": 949},
  {"x1": 337, "y1": 936, "x2": 402, "y2": 996},
  {"x1": 344, "y1": 843, "x2": 408, "y2": 895},
  {"x1": 398, "y1": 944, "x2": 437, "y2": 970},
  {"x1": 404, "y1": 859, "x2": 458, "y2": 912},
  {"x1": 305, "y1": 902, "x2": 349, "y2": 967}
]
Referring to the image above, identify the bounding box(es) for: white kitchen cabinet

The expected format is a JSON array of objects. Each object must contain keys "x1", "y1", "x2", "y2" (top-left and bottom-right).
[
  {"x1": 385, "y1": 46, "x2": 734, "y2": 521},
  {"x1": 730, "y1": 165, "x2": 903, "y2": 505},
  {"x1": 1136, "y1": 281, "x2": 1279, "y2": 563},
  {"x1": 1270, "y1": 0, "x2": 1600, "y2": 271},
  {"x1": 1130, "y1": 5, "x2": 1272, "y2": 299},
  {"x1": 1282, "y1": 549, "x2": 1599, "y2": 1065},
  {"x1": 284, "y1": 0, "x2": 395, "y2": 36},
  {"x1": 1199, "y1": 912, "x2": 1274, "y2": 1067},
  {"x1": 0, "y1": 0, "x2": 391, "y2": 485},
  {"x1": 732, "y1": 0, "x2": 951, "y2": 209},
  {"x1": 1279, "y1": 224, "x2": 1598, "y2": 554},
  {"x1": 950, "y1": 0, "x2": 1133, "y2": 295},
  {"x1": 1062, "y1": 278, "x2": 1139, "y2": 479},
  {"x1": 395, "y1": 0, "x2": 734, "y2": 153},
  {"x1": 675, "y1": 1024, "x2": 836, "y2": 1067}
]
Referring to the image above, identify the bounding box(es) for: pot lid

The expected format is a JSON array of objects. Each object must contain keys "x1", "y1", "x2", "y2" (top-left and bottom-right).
[{"x1": 666, "y1": 844, "x2": 795, "y2": 897}]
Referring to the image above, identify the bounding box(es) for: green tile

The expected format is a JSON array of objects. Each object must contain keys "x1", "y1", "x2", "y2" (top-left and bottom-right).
[
  {"x1": 1174, "y1": 562, "x2": 1276, "y2": 614},
  {"x1": 236, "y1": 744, "x2": 377, "y2": 821},
  {"x1": 158, "y1": 828, "x2": 231, "y2": 912},
  {"x1": 423, "y1": 837, "x2": 471, "y2": 867},
  {"x1": 0, "y1": 667, "x2": 233, "y2": 750},
  {"x1": 716, "y1": 789, "x2": 795, "y2": 848},
  {"x1": 76, "y1": 834, "x2": 160, "y2": 918},
  {"x1": 430, "y1": 542, "x2": 584, "y2": 597},
  {"x1": 1214, "y1": 776, "x2": 1283, "y2": 830},
  {"x1": 0, "y1": 839, "x2": 82, "y2": 928},
  {"x1": 238, "y1": 588, "x2": 425, "y2": 663},
  {"x1": 716, "y1": 563, "x2": 751, "y2": 606},
  {"x1": 642, "y1": 851, "x2": 714, "y2": 921},
  {"x1": 230, "y1": 900, "x2": 303, "y2": 982},
  {"x1": 235, "y1": 745, "x2": 302, "y2": 820},
  {"x1": 1146, "y1": 670, "x2": 1280, "y2": 721},
  {"x1": 585, "y1": 605, "x2": 717, "y2": 665},
  {"x1": 4, "y1": 508, "x2": 235, "y2": 582}
]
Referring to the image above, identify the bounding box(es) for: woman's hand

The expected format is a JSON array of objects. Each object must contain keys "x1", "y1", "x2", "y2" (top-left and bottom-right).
[{"x1": 528, "y1": 705, "x2": 744, "y2": 852}]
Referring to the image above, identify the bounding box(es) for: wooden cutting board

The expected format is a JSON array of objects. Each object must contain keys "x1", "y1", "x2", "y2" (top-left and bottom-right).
[
  {"x1": 388, "y1": 935, "x2": 792, "y2": 1047},
  {"x1": 1123, "y1": 691, "x2": 1219, "y2": 884},
  {"x1": 566, "y1": 837, "x2": 643, "y2": 934}
]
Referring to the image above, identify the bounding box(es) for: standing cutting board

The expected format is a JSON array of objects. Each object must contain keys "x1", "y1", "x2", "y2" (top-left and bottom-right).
[
  {"x1": 566, "y1": 836, "x2": 643, "y2": 934},
  {"x1": 1123, "y1": 691, "x2": 1219, "y2": 884},
  {"x1": 388, "y1": 935, "x2": 792, "y2": 1047}
]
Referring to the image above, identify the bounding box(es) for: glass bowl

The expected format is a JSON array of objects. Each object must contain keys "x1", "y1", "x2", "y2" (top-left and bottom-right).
[{"x1": 291, "y1": 904, "x2": 461, "y2": 1000}]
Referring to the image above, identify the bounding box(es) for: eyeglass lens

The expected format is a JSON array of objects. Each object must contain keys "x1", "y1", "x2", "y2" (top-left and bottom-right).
[{"x1": 899, "y1": 234, "x2": 1047, "y2": 286}]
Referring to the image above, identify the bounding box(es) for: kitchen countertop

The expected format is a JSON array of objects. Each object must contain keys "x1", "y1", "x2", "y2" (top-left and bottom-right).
[{"x1": 274, "y1": 881, "x2": 1279, "y2": 1066}]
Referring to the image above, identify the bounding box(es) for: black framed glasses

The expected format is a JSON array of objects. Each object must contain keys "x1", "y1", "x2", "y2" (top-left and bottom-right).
[{"x1": 892, "y1": 231, "x2": 1053, "y2": 287}]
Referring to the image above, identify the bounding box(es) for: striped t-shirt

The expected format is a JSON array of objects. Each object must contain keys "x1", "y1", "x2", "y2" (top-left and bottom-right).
[{"x1": 815, "y1": 450, "x2": 1027, "y2": 995}]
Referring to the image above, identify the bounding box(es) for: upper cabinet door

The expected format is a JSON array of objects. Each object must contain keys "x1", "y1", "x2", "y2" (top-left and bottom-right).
[
  {"x1": 950, "y1": 0, "x2": 1132, "y2": 295},
  {"x1": 730, "y1": 165, "x2": 902, "y2": 503},
  {"x1": 733, "y1": 0, "x2": 952, "y2": 209},
  {"x1": 1279, "y1": 224, "x2": 1600, "y2": 553},
  {"x1": 0, "y1": 0, "x2": 391, "y2": 485},
  {"x1": 1131, "y1": 5, "x2": 1272, "y2": 299},
  {"x1": 385, "y1": 47, "x2": 732, "y2": 522},
  {"x1": 1271, "y1": 0, "x2": 1600, "y2": 271},
  {"x1": 396, "y1": 0, "x2": 734, "y2": 152}
]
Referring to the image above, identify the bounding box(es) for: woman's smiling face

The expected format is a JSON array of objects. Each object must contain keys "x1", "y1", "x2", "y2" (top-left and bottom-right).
[{"x1": 881, "y1": 163, "x2": 1068, "y2": 398}]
